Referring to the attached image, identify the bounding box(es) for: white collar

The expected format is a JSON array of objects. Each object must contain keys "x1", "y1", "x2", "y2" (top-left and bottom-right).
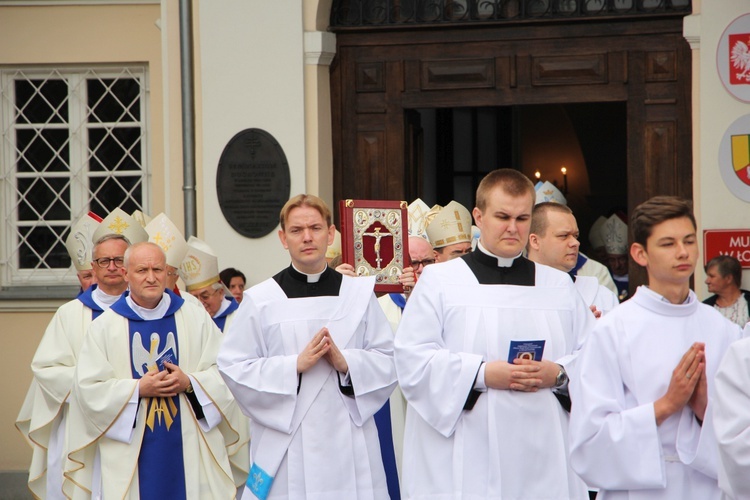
[
  {"x1": 91, "y1": 286, "x2": 122, "y2": 311},
  {"x1": 477, "y1": 241, "x2": 522, "y2": 268},
  {"x1": 292, "y1": 263, "x2": 326, "y2": 283},
  {"x1": 125, "y1": 292, "x2": 171, "y2": 320}
]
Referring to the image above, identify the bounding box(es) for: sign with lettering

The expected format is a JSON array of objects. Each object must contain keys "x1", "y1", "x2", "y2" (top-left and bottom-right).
[
  {"x1": 216, "y1": 129, "x2": 291, "y2": 238},
  {"x1": 704, "y1": 229, "x2": 750, "y2": 269}
]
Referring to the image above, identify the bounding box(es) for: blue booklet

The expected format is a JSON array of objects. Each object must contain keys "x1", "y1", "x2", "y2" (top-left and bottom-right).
[
  {"x1": 507, "y1": 340, "x2": 545, "y2": 363},
  {"x1": 156, "y1": 348, "x2": 176, "y2": 372}
]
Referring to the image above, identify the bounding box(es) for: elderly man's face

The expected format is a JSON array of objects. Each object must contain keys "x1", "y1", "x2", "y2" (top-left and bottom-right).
[
  {"x1": 76, "y1": 269, "x2": 96, "y2": 291},
  {"x1": 92, "y1": 238, "x2": 128, "y2": 294},
  {"x1": 434, "y1": 241, "x2": 472, "y2": 263},
  {"x1": 408, "y1": 237, "x2": 435, "y2": 278},
  {"x1": 191, "y1": 284, "x2": 224, "y2": 316},
  {"x1": 125, "y1": 244, "x2": 167, "y2": 309}
]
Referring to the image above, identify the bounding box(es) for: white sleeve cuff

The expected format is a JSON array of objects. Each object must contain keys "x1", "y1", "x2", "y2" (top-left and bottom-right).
[
  {"x1": 474, "y1": 363, "x2": 488, "y2": 392},
  {"x1": 189, "y1": 376, "x2": 221, "y2": 431},
  {"x1": 105, "y1": 386, "x2": 138, "y2": 443}
]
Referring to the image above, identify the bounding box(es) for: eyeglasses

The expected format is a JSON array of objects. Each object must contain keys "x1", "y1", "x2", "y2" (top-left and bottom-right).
[
  {"x1": 93, "y1": 257, "x2": 125, "y2": 268},
  {"x1": 409, "y1": 258, "x2": 435, "y2": 268},
  {"x1": 197, "y1": 288, "x2": 222, "y2": 302}
]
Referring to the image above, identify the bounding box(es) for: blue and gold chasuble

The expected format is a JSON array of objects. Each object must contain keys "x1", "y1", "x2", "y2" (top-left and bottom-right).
[
  {"x1": 76, "y1": 284, "x2": 106, "y2": 320},
  {"x1": 111, "y1": 289, "x2": 187, "y2": 500}
]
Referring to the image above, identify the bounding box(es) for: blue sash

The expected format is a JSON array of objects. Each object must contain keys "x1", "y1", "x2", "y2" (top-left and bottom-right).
[
  {"x1": 77, "y1": 284, "x2": 105, "y2": 320},
  {"x1": 213, "y1": 298, "x2": 239, "y2": 332},
  {"x1": 388, "y1": 293, "x2": 406, "y2": 311},
  {"x1": 112, "y1": 290, "x2": 187, "y2": 500},
  {"x1": 374, "y1": 401, "x2": 401, "y2": 499}
]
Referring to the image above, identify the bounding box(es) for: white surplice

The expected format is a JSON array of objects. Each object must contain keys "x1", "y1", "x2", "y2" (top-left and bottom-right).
[
  {"x1": 713, "y1": 336, "x2": 750, "y2": 499},
  {"x1": 218, "y1": 275, "x2": 397, "y2": 499},
  {"x1": 569, "y1": 286, "x2": 741, "y2": 499},
  {"x1": 394, "y1": 256, "x2": 594, "y2": 500}
]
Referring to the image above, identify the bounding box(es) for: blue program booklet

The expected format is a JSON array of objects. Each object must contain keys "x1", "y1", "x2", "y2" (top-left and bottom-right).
[
  {"x1": 156, "y1": 347, "x2": 176, "y2": 371},
  {"x1": 507, "y1": 340, "x2": 545, "y2": 363}
]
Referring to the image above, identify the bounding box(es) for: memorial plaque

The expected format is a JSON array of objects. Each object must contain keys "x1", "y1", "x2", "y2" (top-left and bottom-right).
[{"x1": 216, "y1": 129, "x2": 291, "y2": 238}]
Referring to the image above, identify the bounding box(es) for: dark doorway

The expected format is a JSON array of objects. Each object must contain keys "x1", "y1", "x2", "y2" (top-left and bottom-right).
[{"x1": 412, "y1": 102, "x2": 627, "y2": 251}]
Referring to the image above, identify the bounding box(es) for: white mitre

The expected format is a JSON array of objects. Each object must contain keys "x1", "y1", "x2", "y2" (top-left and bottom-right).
[
  {"x1": 326, "y1": 229, "x2": 342, "y2": 260},
  {"x1": 604, "y1": 214, "x2": 628, "y2": 255},
  {"x1": 146, "y1": 213, "x2": 188, "y2": 268},
  {"x1": 92, "y1": 207, "x2": 148, "y2": 244},
  {"x1": 180, "y1": 236, "x2": 221, "y2": 292},
  {"x1": 588, "y1": 216, "x2": 607, "y2": 249},
  {"x1": 425, "y1": 200, "x2": 473, "y2": 249},
  {"x1": 535, "y1": 180, "x2": 567, "y2": 205},
  {"x1": 408, "y1": 198, "x2": 431, "y2": 240},
  {"x1": 65, "y1": 212, "x2": 101, "y2": 271}
]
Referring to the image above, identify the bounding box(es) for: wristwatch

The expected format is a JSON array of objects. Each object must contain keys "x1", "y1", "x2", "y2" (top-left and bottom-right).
[
  {"x1": 554, "y1": 365, "x2": 568, "y2": 389},
  {"x1": 185, "y1": 383, "x2": 194, "y2": 394}
]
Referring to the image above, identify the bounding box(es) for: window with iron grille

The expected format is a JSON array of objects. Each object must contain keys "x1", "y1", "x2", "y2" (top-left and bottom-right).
[{"x1": 0, "y1": 66, "x2": 149, "y2": 288}]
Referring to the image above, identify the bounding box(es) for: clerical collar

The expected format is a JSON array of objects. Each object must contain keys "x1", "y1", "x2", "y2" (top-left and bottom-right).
[
  {"x1": 476, "y1": 241, "x2": 522, "y2": 267},
  {"x1": 214, "y1": 297, "x2": 232, "y2": 318},
  {"x1": 92, "y1": 286, "x2": 122, "y2": 311},
  {"x1": 126, "y1": 292, "x2": 172, "y2": 320},
  {"x1": 290, "y1": 263, "x2": 328, "y2": 283}
]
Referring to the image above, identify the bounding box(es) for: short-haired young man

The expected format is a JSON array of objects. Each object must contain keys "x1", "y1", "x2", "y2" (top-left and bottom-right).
[
  {"x1": 527, "y1": 202, "x2": 619, "y2": 316},
  {"x1": 218, "y1": 194, "x2": 397, "y2": 499},
  {"x1": 569, "y1": 196, "x2": 741, "y2": 499},
  {"x1": 395, "y1": 169, "x2": 594, "y2": 499}
]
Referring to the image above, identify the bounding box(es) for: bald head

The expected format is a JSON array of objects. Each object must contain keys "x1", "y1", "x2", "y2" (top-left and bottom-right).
[
  {"x1": 124, "y1": 242, "x2": 168, "y2": 309},
  {"x1": 408, "y1": 236, "x2": 435, "y2": 278}
]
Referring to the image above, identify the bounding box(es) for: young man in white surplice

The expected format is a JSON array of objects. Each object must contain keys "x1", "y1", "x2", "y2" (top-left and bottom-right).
[{"x1": 568, "y1": 196, "x2": 741, "y2": 499}]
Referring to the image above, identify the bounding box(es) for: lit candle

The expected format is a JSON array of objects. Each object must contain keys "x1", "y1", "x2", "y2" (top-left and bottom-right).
[
  {"x1": 561, "y1": 166, "x2": 568, "y2": 194},
  {"x1": 534, "y1": 170, "x2": 541, "y2": 179}
]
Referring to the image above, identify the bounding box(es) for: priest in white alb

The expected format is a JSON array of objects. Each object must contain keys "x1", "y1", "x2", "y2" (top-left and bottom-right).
[
  {"x1": 64, "y1": 242, "x2": 238, "y2": 499},
  {"x1": 218, "y1": 194, "x2": 397, "y2": 499},
  {"x1": 568, "y1": 196, "x2": 741, "y2": 499},
  {"x1": 395, "y1": 169, "x2": 594, "y2": 499}
]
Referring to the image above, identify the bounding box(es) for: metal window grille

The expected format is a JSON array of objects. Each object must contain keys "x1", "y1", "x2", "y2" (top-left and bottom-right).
[{"x1": 0, "y1": 66, "x2": 149, "y2": 286}]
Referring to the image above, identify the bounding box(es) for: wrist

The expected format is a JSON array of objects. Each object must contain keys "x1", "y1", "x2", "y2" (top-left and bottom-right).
[{"x1": 553, "y1": 364, "x2": 568, "y2": 389}]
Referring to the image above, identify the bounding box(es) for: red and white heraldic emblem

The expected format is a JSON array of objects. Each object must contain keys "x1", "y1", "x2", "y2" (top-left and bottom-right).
[
  {"x1": 718, "y1": 14, "x2": 750, "y2": 102},
  {"x1": 729, "y1": 34, "x2": 750, "y2": 85}
]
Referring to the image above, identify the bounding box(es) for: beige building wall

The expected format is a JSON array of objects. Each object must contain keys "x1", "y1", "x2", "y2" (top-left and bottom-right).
[
  {"x1": 687, "y1": 1, "x2": 750, "y2": 294},
  {"x1": 196, "y1": 2, "x2": 327, "y2": 287},
  {"x1": 0, "y1": 2, "x2": 170, "y2": 472}
]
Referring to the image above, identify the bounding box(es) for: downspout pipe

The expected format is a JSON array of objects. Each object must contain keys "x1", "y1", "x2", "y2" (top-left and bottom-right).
[{"x1": 179, "y1": 0, "x2": 197, "y2": 237}]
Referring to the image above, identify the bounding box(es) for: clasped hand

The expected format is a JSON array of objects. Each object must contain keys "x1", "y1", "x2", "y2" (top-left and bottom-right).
[
  {"x1": 297, "y1": 327, "x2": 349, "y2": 374},
  {"x1": 484, "y1": 358, "x2": 561, "y2": 392},
  {"x1": 138, "y1": 361, "x2": 190, "y2": 398}
]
